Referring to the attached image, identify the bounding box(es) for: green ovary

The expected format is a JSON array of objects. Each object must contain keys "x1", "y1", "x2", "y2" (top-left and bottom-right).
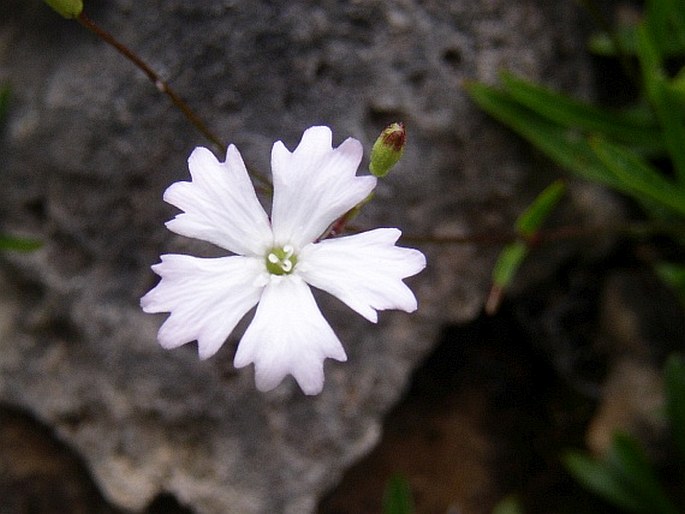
[{"x1": 265, "y1": 245, "x2": 298, "y2": 275}]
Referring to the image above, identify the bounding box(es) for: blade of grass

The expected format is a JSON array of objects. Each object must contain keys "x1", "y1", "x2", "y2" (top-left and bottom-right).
[
  {"x1": 645, "y1": 0, "x2": 685, "y2": 55},
  {"x1": 645, "y1": 0, "x2": 673, "y2": 54},
  {"x1": 587, "y1": 26, "x2": 638, "y2": 57},
  {"x1": 492, "y1": 496, "x2": 524, "y2": 514},
  {"x1": 466, "y1": 83, "x2": 632, "y2": 190},
  {"x1": 664, "y1": 354, "x2": 685, "y2": 462},
  {"x1": 499, "y1": 72, "x2": 662, "y2": 153},
  {"x1": 656, "y1": 262, "x2": 685, "y2": 306},
  {"x1": 590, "y1": 137, "x2": 685, "y2": 216},
  {"x1": 487, "y1": 181, "x2": 565, "y2": 314},
  {"x1": 485, "y1": 241, "x2": 527, "y2": 315},
  {"x1": 564, "y1": 451, "x2": 645, "y2": 512},
  {"x1": 668, "y1": 0, "x2": 685, "y2": 50},
  {"x1": 383, "y1": 475, "x2": 415, "y2": 514},
  {"x1": 606, "y1": 433, "x2": 679, "y2": 514},
  {"x1": 516, "y1": 180, "x2": 566, "y2": 237},
  {"x1": 492, "y1": 241, "x2": 527, "y2": 289},
  {"x1": 637, "y1": 22, "x2": 685, "y2": 184}
]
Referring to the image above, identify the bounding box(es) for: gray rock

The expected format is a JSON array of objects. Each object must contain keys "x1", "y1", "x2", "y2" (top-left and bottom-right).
[{"x1": 0, "y1": 1, "x2": 592, "y2": 512}]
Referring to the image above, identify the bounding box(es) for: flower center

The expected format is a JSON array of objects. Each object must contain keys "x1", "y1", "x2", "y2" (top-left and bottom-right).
[{"x1": 265, "y1": 244, "x2": 297, "y2": 275}]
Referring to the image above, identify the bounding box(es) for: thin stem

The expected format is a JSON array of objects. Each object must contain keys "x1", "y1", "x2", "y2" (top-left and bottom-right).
[
  {"x1": 76, "y1": 12, "x2": 224, "y2": 153},
  {"x1": 400, "y1": 220, "x2": 685, "y2": 246},
  {"x1": 75, "y1": 11, "x2": 272, "y2": 190},
  {"x1": 407, "y1": 220, "x2": 683, "y2": 316}
]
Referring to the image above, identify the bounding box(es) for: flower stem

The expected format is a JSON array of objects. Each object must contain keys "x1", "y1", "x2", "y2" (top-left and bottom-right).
[
  {"x1": 401, "y1": 220, "x2": 685, "y2": 246},
  {"x1": 76, "y1": 12, "x2": 224, "y2": 152},
  {"x1": 74, "y1": 11, "x2": 272, "y2": 190}
]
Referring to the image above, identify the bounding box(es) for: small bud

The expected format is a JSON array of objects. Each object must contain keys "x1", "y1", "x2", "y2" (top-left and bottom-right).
[
  {"x1": 369, "y1": 122, "x2": 406, "y2": 177},
  {"x1": 44, "y1": 0, "x2": 83, "y2": 19}
]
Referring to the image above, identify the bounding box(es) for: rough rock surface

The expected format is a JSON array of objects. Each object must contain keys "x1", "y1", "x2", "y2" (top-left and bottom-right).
[{"x1": 0, "y1": 1, "x2": 591, "y2": 513}]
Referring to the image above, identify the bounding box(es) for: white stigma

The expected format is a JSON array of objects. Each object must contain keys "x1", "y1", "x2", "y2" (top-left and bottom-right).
[{"x1": 266, "y1": 244, "x2": 297, "y2": 275}]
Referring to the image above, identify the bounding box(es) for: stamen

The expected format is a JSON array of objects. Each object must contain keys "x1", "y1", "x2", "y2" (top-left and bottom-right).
[{"x1": 265, "y1": 245, "x2": 298, "y2": 276}]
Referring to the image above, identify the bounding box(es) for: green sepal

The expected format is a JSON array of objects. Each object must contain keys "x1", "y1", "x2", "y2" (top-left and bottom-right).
[{"x1": 370, "y1": 122, "x2": 406, "y2": 177}]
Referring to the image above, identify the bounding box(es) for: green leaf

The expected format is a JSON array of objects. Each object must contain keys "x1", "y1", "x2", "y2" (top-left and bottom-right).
[
  {"x1": 516, "y1": 180, "x2": 566, "y2": 237},
  {"x1": 492, "y1": 496, "x2": 524, "y2": 514},
  {"x1": 590, "y1": 138, "x2": 685, "y2": 217},
  {"x1": 664, "y1": 354, "x2": 685, "y2": 461},
  {"x1": 466, "y1": 82, "x2": 642, "y2": 191},
  {"x1": 0, "y1": 235, "x2": 42, "y2": 252},
  {"x1": 606, "y1": 433, "x2": 679, "y2": 514},
  {"x1": 645, "y1": 0, "x2": 673, "y2": 56},
  {"x1": 636, "y1": 23, "x2": 685, "y2": 184},
  {"x1": 670, "y1": 0, "x2": 685, "y2": 50},
  {"x1": 486, "y1": 182, "x2": 564, "y2": 311},
  {"x1": 566, "y1": 433, "x2": 678, "y2": 514},
  {"x1": 564, "y1": 450, "x2": 645, "y2": 512},
  {"x1": 670, "y1": 71, "x2": 685, "y2": 102},
  {"x1": 492, "y1": 241, "x2": 527, "y2": 289},
  {"x1": 644, "y1": 0, "x2": 685, "y2": 56},
  {"x1": 656, "y1": 262, "x2": 685, "y2": 306},
  {"x1": 499, "y1": 72, "x2": 662, "y2": 153},
  {"x1": 587, "y1": 26, "x2": 639, "y2": 57},
  {"x1": 383, "y1": 474, "x2": 415, "y2": 514},
  {"x1": 588, "y1": 0, "x2": 685, "y2": 58}
]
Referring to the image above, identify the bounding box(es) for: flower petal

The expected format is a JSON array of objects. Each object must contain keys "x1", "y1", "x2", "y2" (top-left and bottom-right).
[
  {"x1": 270, "y1": 126, "x2": 376, "y2": 249},
  {"x1": 234, "y1": 275, "x2": 346, "y2": 395},
  {"x1": 298, "y1": 228, "x2": 426, "y2": 323},
  {"x1": 164, "y1": 145, "x2": 273, "y2": 256},
  {"x1": 141, "y1": 254, "x2": 265, "y2": 359}
]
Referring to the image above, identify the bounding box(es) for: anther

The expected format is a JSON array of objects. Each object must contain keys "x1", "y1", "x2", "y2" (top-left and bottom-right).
[{"x1": 265, "y1": 245, "x2": 298, "y2": 276}]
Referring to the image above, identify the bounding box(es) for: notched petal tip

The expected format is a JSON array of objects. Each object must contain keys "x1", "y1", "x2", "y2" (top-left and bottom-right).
[
  {"x1": 336, "y1": 136, "x2": 364, "y2": 161},
  {"x1": 299, "y1": 376, "x2": 325, "y2": 396},
  {"x1": 234, "y1": 277, "x2": 345, "y2": 395},
  {"x1": 197, "y1": 342, "x2": 221, "y2": 360},
  {"x1": 299, "y1": 125, "x2": 333, "y2": 149},
  {"x1": 139, "y1": 292, "x2": 156, "y2": 312},
  {"x1": 157, "y1": 321, "x2": 191, "y2": 351},
  {"x1": 187, "y1": 146, "x2": 219, "y2": 173},
  {"x1": 406, "y1": 247, "x2": 427, "y2": 277},
  {"x1": 298, "y1": 228, "x2": 425, "y2": 323},
  {"x1": 254, "y1": 362, "x2": 326, "y2": 396}
]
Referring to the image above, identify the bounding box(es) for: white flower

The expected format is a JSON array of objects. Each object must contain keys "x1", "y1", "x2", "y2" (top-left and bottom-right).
[{"x1": 141, "y1": 126, "x2": 426, "y2": 395}]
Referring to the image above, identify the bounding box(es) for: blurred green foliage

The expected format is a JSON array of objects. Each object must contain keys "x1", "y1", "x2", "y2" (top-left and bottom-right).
[
  {"x1": 490, "y1": 355, "x2": 685, "y2": 513},
  {"x1": 563, "y1": 354, "x2": 685, "y2": 514},
  {"x1": 469, "y1": 1, "x2": 685, "y2": 509},
  {"x1": 0, "y1": 235, "x2": 42, "y2": 252},
  {"x1": 383, "y1": 474, "x2": 415, "y2": 514},
  {"x1": 492, "y1": 496, "x2": 524, "y2": 514},
  {"x1": 43, "y1": 0, "x2": 83, "y2": 19},
  {"x1": 467, "y1": 0, "x2": 685, "y2": 307},
  {"x1": 487, "y1": 181, "x2": 565, "y2": 313},
  {"x1": 0, "y1": 85, "x2": 41, "y2": 252},
  {"x1": 0, "y1": 85, "x2": 9, "y2": 121}
]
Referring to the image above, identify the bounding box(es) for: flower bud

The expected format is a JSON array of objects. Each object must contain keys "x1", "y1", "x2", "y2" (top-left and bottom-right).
[
  {"x1": 43, "y1": 0, "x2": 83, "y2": 18},
  {"x1": 369, "y1": 122, "x2": 406, "y2": 177}
]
